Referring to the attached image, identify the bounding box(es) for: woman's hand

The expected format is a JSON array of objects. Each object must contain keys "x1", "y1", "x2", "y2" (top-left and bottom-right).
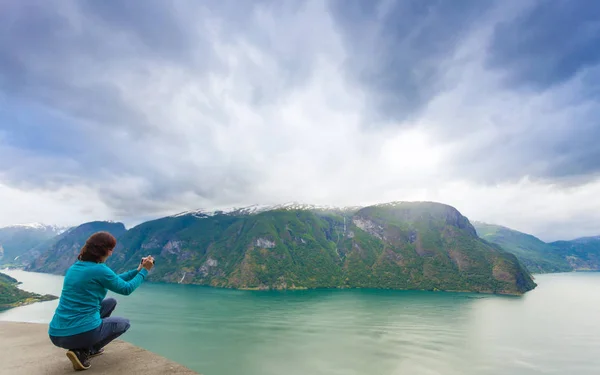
[
  {"x1": 142, "y1": 256, "x2": 155, "y2": 271},
  {"x1": 138, "y1": 256, "x2": 155, "y2": 271}
]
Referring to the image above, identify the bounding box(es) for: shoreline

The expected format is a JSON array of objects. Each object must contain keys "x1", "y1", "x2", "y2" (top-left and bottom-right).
[
  {"x1": 0, "y1": 294, "x2": 58, "y2": 310},
  {"x1": 3, "y1": 267, "x2": 531, "y2": 296},
  {"x1": 0, "y1": 269, "x2": 58, "y2": 310}
]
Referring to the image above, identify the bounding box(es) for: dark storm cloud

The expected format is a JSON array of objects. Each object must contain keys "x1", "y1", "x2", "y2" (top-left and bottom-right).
[
  {"x1": 78, "y1": 0, "x2": 198, "y2": 62},
  {"x1": 447, "y1": 0, "x2": 600, "y2": 183},
  {"x1": 486, "y1": 0, "x2": 600, "y2": 91},
  {"x1": 327, "y1": 0, "x2": 491, "y2": 124},
  {"x1": 324, "y1": 0, "x2": 600, "y2": 184},
  {"x1": 0, "y1": 0, "x2": 317, "y2": 134},
  {"x1": 0, "y1": 2, "x2": 171, "y2": 140},
  {"x1": 0, "y1": 0, "x2": 266, "y2": 208}
]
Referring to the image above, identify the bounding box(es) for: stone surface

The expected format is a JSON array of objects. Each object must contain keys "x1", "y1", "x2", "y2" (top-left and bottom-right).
[{"x1": 0, "y1": 321, "x2": 199, "y2": 375}]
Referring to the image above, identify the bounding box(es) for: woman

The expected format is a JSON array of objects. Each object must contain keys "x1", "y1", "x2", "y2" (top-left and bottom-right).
[{"x1": 48, "y1": 231, "x2": 154, "y2": 371}]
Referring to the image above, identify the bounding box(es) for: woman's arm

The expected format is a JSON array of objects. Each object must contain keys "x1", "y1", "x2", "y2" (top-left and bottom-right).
[
  {"x1": 118, "y1": 258, "x2": 146, "y2": 281},
  {"x1": 118, "y1": 269, "x2": 140, "y2": 281},
  {"x1": 100, "y1": 265, "x2": 148, "y2": 296}
]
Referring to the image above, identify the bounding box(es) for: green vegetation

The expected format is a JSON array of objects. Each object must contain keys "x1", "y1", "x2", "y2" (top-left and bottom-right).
[
  {"x1": 0, "y1": 272, "x2": 57, "y2": 310},
  {"x1": 473, "y1": 222, "x2": 572, "y2": 273},
  {"x1": 104, "y1": 202, "x2": 535, "y2": 295},
  {"x1": 550, "y1": 237, "x2": 600, "y2": 271},
  {"x1": 22, "y1": 202, "x2": 600, "y2": 294},
  {"x1": 473, "y1": 222, "x2": 600, "y2": 273},
  {"x1": 25, "y1": 202, "x2": 555, "y2": 295}
]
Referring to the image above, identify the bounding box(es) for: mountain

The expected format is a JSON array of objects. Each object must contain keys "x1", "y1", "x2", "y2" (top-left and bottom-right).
[
  {"x1": 472, "y1": 222, "x2": 571, "y2": 273},
  {"x1": 25, "y1": 221, "x2": 127, "y2": 274},
  {"x1": 103, "y1": 201, "x2": 535, "y2": 295},
  {"x1": 473, "y1": 222, "x2": 600, "y2": 273},
  {"x1": 550, "y1": 236, "x2": 600, "y2": 271},
  {"x1": 0, "y1": 272, "x2": 57, "y2": 309},
  {"x1": 0, "y1": 224, "x2": 68, "y2": 266}
]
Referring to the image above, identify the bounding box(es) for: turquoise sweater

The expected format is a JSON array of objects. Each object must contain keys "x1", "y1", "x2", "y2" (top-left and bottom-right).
[{"x1": 48, "y1": 260, "x2": 148, "y2": 337}]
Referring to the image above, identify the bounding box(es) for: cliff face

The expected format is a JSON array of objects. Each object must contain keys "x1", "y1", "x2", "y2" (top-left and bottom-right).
[
  {"x1": 550, "y1": 237, "x2": 600, "y2": 271},
  {"x1": 344, "y1": 202, "x2": 535, "y2": 294},
  {"x1": 105, "y1": 202, "x2": 535, "y2": 295}
]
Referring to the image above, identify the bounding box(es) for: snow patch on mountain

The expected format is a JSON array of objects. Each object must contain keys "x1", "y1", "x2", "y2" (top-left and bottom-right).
[
  {"x1": 7, "y1": 223, "x2": 46, "y2": 229},
  {"x1": 172, "y1": 202, "x2": 363, "y2": 218},
  {"x1": 2, "y1": 223, "x2": 68, "y2": 234}
]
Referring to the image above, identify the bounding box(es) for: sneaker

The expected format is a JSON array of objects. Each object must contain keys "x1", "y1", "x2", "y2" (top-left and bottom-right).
[
  {"x1": 66, "y1": 349, "x2": 91, "y2": 370},
  {"x1": 90, "y1": 348, "x2": 104, "y2": 358}
]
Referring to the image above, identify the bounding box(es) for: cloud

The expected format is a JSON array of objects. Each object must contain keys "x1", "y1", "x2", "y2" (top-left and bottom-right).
[
  {"x1": 0, "y1": 0, "x2": 599, "y2": 240},
  {"x1": 419, "y1": 42, "x2": 600, "y2": 183},
  {"x1": 430, "y1": 177, "x2": 600, "y2": 242},
  {"x1": 0, "y1": 183, "x2": 112, "y2": 227},
  {"x1": 328, "y1": 0, "x2": 491, "y2": 123},
  {"x1": 486, "y1": 0, "x2": 600, "y2": 90}
]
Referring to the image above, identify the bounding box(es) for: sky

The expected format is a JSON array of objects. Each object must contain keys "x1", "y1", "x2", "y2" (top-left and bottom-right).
[{"x1": 0, "y1": 0, "x2": 599, "y2": 242}]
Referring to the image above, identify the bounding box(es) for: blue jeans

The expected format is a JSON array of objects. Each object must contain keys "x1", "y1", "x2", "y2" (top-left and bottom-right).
[{"x1": 49, "y1": 298, "x2": 131, "y2": 353}]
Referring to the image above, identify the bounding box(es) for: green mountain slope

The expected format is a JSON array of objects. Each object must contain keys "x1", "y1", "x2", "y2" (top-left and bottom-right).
[
  {"x1": 0, "y1": 272, "x2": 57, "y2": 309},
  {"x1": 0, "y1": 225, "x2": 67, "y2": 266},
  {"x1": 473, "y1": 222, "x2": 571, "y2": 273},
  {"x1": 550, "y1": 236, "x2": 600, "y2": 271},
  {"x1": 25, "y1": 221, "x2": 127, "y2": 274},
  {"x1": 106, "y1": 202, "x2": 536, "y2": 295}
]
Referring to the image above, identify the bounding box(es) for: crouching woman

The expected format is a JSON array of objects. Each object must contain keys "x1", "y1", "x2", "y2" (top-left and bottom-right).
[{"x1": 48, "y1": 231, "x2": 154, "y2": 371}]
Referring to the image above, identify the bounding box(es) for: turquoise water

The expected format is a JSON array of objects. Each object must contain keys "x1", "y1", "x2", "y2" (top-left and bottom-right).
[{"x1": 2, "y1": 270, "x2": 599, "y2": 375}]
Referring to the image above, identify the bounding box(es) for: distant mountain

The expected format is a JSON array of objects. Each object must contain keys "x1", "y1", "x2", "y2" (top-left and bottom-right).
[
  {"x1": 0, "y1": 224, "x2": 68, "y2": 266},
  {"x1": 101, "y1": 201, "x2": 536, "y2": 295},
  {"x1": 550, "y1": 236, "x2": 600, "y2": 271},
  {"x1": 25, "y1": 221, "x2": 127, "y2": 274},
  {"x1": 473, "y1": 222, "x2": 571, "y2": 273},
  {"x1": 473, "y1": 222, "x2": 600, "y2": 273},
  {"x1": 0, "y1": 271, "x2": 57, "y2": 309}
]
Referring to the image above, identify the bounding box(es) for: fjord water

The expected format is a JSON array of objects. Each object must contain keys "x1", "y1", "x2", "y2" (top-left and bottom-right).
[{"x1": 2, "y1": 270, "x2": 599, "y2": 375}]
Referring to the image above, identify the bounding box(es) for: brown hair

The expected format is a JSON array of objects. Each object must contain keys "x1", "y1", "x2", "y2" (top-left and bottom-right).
[{"x1": 78, "y1": 232, "x2": 117, "y2": 263}]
